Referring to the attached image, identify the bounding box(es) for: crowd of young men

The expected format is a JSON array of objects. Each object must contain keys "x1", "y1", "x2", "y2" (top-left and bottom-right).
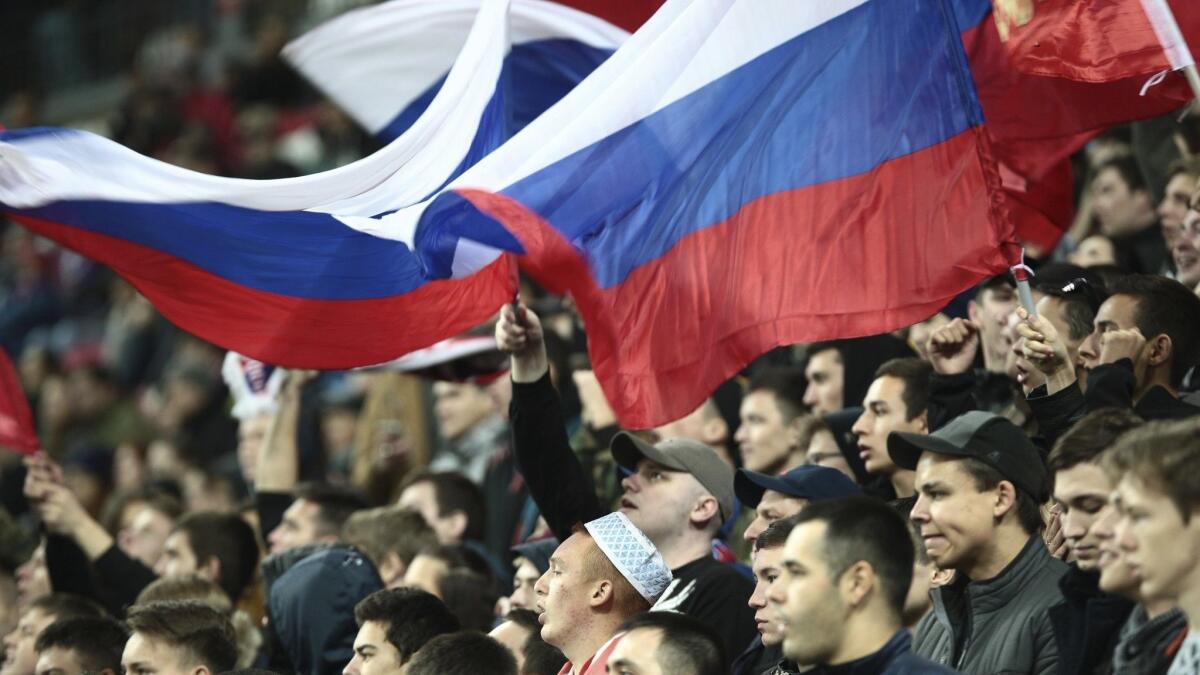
[{"x1": 5, "y1": 152, "x2": 1200, "y2": 675}]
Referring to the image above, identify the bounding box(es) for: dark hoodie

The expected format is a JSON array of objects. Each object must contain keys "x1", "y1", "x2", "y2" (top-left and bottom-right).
[
  {"x1": 266, "y1": 546, "x2": 382, "y2": 675},
  {"x1": 821, "y1": 335, "x2": 915, "y2": 412}
]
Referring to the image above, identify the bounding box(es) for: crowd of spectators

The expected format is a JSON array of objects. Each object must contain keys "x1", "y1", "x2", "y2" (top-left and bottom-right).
[{"x1": 4, "y1": 2, "x2": 1200, "y2": 675}]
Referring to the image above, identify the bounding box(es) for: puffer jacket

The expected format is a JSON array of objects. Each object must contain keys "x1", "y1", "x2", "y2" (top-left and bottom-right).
[{"x1": 914, "y1": 535, "x2": 1068, "y2": 674}]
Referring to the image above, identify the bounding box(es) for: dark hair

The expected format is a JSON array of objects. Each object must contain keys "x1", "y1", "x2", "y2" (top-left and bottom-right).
[
  {"x1": 746, "y1": 367, "x2": 809, "y2": 422},
  {"x1": 1094, "y1": 154, "x2": 1148, "y2": 193},
  {"x1": 353, "y1": 587, "x2": 460, "y2": 663},
  {"x1": 502, "y1": 610, "x2": 567, "y2": 675},
  {"x1": 342, "y1": 506, "x2": 438, "y2": 568},
  {"x1": 174, "y1": 512, "x2": 260, "y2": 603},
  {"x1": 126, "y1": 601, "x2": 238, "y2": 674},
  {"x1": 29, "y1": 594, "x2": 106, "y2": 622},
  {"x1": 614, "y1": 612, "x2": 727, "y2": 675},
  {"x1": 1165, "y1": 156, "x2": 1200, "y2": 183},
  {"x1": 1048, "y1": 408, "x2": 1144, "y2": 473},
  {"x1": 959, "y1": 458, "x2": 1045, "y2": 535},
  {"x1": 753, "y1": 512, "x2": 803, "y2": 552},
  {"x1": 1102, "y1": 419, "x2": 1200, "y2": 522},
  {"x1": 974, "y1": 275, "x2": 1015, "y2": 302},
  {"x1": 293, "y1": 483, "x2": 369, "y2": 538},
  {"x1": 417, "y1": 544, "x2": 495, "y2": 581},
  {"x1": 872, "y1": 358, "x2": 932, "y2": 421},
  {"x1": 34, "y1": 617, "x2": 128, "y2": 674},
  {"x1": 789, "y1": 496, "x2": 915, "y2": 618},
  {"x1": 1035, "y1": 283, "x2": 1099, "y2": 342},
  {"x1": 404, "y1": 631, "x2": 516, "y2": 675},
  {"x1": 438, "y1": 569, "x2": 500, "y2": 632},
  {"x1": 99, "y1": 488, "x2": 183, "y2": 537},
  {"x1": 402, "y1": 472, "x2": 486, "y2": 543},
  {"x1": 1108, "y1": 274, "x2": 1200, "y2": 386}
]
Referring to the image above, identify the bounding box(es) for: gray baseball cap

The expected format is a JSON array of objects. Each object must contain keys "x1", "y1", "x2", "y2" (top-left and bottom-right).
[
  {"x1": 888, "y1": 411, "x2": 1048, "y2": 501},
  {"x1": 611, "y1": 432, "x2": 735, "y2": 523}
]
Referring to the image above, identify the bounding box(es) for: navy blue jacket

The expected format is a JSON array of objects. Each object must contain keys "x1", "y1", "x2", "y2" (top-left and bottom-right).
[{"x1": 811, "y1": 631, "x2": 960, "y2": 675}]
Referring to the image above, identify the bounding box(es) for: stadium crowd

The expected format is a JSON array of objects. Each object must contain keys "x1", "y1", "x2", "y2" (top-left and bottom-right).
[{"x1": 4, "y1": 2, "x2": 1200, "y2": 675}]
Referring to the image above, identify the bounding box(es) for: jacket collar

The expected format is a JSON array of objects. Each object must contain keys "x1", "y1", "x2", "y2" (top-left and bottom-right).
[
  {"x1": 932, "y1": 534, "x2": 1054, "y2": 615},
  {"x1": 815, "y1": 630, "x2": 911, "y2": 675}
]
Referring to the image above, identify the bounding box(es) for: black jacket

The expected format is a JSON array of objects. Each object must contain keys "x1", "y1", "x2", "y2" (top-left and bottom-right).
[
  {"x1": 45, "y1": 534, "x2": 156, "y2": 618},
  {"x1": 1048, "y1": 565, "x2": 1133, "y2": 675},
  {"x1": 510, "y1": 374, "x2": 756, "y2": 663},
  {"x1": 810, "y1": 630, "x2": 959, "y2": 675}
]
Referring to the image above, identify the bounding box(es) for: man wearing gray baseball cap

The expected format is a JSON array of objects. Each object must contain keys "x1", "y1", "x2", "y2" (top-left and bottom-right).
[
  {"x1": 888, "y1": 410, "x2": 1066, "y2": 674},
  {"x1": 496, "y1": 305, "x2": 756, "y2": 665}
]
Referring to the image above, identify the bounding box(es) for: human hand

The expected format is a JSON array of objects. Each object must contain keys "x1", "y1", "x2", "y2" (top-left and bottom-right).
[
  {"x1": 496, "y1": 304, "x2": 548, "y2": 383},
  {"x1": 1098, "y1": 328, "x2": 1146, "y2": 366},
  {"x1": 1043, "y1": 504, "x2": 1070, "y2": 561},
  {"x1": 28, "y1": 483, "x2": 92, "y2": 537},
  {"x1": 926, "y1": 318, "x2": 981, "y2": 375},
  {"x1": 1014, "y1": 308, "x2": 1075, "y2": 394}
]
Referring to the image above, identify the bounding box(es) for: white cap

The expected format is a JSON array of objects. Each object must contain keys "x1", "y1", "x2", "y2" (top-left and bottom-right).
[{"x1": 584, "y1": 512, "x2": 672, "y2": 603}]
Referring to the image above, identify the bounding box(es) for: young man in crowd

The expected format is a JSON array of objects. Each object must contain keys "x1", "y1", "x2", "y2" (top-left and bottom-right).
[
  {"x1": 489, "y1": 609, "x2": 566, "y2": 675},
  {"x1": 736, "y1": 465, "x2": 860, "y2": 545},
  {"x1": 736, "y1": 515, "x2": 801, "y2": 675},
  {"x1": 533, "y1": 512, "x2": 670, "y2": 675},
  {"x1": 735, "y1": 368, "x2": 810, "y2": 475},
  {"x1": 889, "y1": 411, "x2": 1066, "y2": 673},
  {"x1": 1102, "y1": 418, "x2": 1200, "y2": 673},
  {"x1": 507, "y1": 539, "x2": 558, "y2": 613},
  {"x1": 802, "y1": 337, "x2": 915, "y2": 417},
  {"x1": 1157, "y1": 159, "x2": 1200, "y2": 267},
  {"x1": 154, "y1": 512, "x2": 260, "y2": 604},
  {"x1": 33, "y1": 617, "x2": 127, "y2": 675},
  {"x1": 122, "y1": 601, "x2": 236, "y2": 675},
  {"x1": 405, "y1": 632, "x2": 516, "y2": 675},
  {"x1": 2, "y1": 595, "x2": 106, "y2": 675},
  {"x1": 1046, "y1": 409, "x2": 1139, "y2": 675},
  {"x1": 267, "y1": 482, "x2": 367, "y2": 554},
  {"x1": 851, "y1": 357, "x2": 930, "y2": 499},
  {"x1": 395, "y1": 471, "x2": 507, "y2": 581},
  {"x1": 1019, "y1": 274, "x2": 1200, "y2": 426},
  {"x1": 1091, "y1": 155, "x2": 1167, "y2": 274},
  {"x1": 769, "y1": 497, "x2": 955, "y2": 673},
  {"x1": 497, "y1": 305, "x2": 755, "y2": 661},
  {"x1": 341, "y1": 505, "x2": 439, "y2": 588},
  {"x1": 342, "y1": 587, "x2": 461, "y2": 675},
  {"x1": 606, "y1": 612, "x2": 727, "y2": 675}
]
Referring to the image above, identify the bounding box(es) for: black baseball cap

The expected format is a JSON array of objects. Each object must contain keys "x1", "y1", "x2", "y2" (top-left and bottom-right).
[
  {"x1": 887, "y1": 411, "x2": 1048, "y2": 500},
  {"x1": 735, "y1": 465, "x2": 862, "y2": 509}
]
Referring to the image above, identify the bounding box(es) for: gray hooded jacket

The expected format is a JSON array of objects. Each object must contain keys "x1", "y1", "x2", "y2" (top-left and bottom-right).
[{"x1": 914, "y1": 535, "x2": 1068, "y2": 675}]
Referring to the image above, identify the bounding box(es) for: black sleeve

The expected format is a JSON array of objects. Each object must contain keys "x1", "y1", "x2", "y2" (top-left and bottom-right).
[
  {"x1": 255, "y1": 491, "x2": 294, "y2": 548},
  {"x1": 44, "y1": 534, "x2": 102, "y2": 602},
  {"x1": 510, "y1": 374, "x2": 606, "y2": 542},
  {"x1": 1084, "y1": 360, "x2": 1138, "y2": 412},
  {"x1": 678, "y1": 572, "x2": 758, "y2": 666},
  {"x1": 1026, "y1": 382, "x2": 1087, "y2": 451},
  {"x1": 91, "y1": 545, "x2": 159, "y2": 616},
  {"x1": 927, "y1": 372, "x2": 979, "y2": 431}
]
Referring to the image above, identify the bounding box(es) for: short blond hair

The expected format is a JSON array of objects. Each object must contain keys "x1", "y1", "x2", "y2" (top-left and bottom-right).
[{"x1": 1102, "y1": 418, "x2": 1200, "y2": 521}]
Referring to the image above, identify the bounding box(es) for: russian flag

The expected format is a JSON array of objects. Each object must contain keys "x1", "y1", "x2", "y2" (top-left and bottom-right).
[
  {"x1": 283, "y1": 0, "x2": 629, "y2": 144},
  {"x1": 375, "y1": 0, "x2": 1016, "y2": 427},
  {"x1": 1, "y1": 0, "x2": 1016, "y2": 428},
  {"x1": 0, "y1": 0, "x2": 522, "y2": 370}
]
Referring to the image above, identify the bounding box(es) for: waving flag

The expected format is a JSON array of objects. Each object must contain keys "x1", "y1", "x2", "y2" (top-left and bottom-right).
[
  {"x1": 284, "y1": 0, "x2": 628, "y2": 143},
  {"x1": 0, "y1": 0, "x2": 520, "y2": 369},
  {"x1": 2, "y1": 0, "x2": 1015, "y2": 428},
  {"x1": 371, "y1": 0, "x2": 1016, "y2": 427}
]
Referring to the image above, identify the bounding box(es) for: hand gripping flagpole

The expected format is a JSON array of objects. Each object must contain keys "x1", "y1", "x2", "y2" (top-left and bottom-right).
[
  {"x1": 1139, "y1": 0, "x2": 1200, "y2": 115},
  {"x1": 1011, "y1": 250, "x2": 1038, "y2": 319}
]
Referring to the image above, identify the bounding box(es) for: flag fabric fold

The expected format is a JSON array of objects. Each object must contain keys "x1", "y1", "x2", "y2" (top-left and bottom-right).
[
  {"x1": 0, "y1": 0, "x2": 520, "y2": 369},
  {"x1": 283, "y1": 0, "x2": 628, "y2": 143},
  {"x1": 2, "y1": 0, "x2": 1016, "y2": 428}
]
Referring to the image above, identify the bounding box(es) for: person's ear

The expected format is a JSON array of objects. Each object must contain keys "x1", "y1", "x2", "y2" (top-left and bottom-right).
[
  {"x1": 690, "y1": 496, "x2": 720, "y2": 528},
  {"x1": 840, "y1": 561, "x2": 875, "y2": 608},
  {"x1": 378, "y1": 551, "x2": 407, "y2": 587},
  {"x1": 199, "y1": 556, "x2": 222, "y2": 584},
  {"x1": 589, "y1": 579, "x2": 614, "y2": 608},
  {"x1": 931, "y1": 568, "x2": 955, "y2": 587},
  {"x1": 1146, "y1": 334, "x2": 1173, "y2": 369},
  {"x1": 967, "y1": 300, "x2": 982, "y2": 324},
  {"x1": 993, "y1": 481, "x2": 1018, "y2": 521},
  {"x1": 191, "y1": 666, "x2": 212, "y2": 675}
]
